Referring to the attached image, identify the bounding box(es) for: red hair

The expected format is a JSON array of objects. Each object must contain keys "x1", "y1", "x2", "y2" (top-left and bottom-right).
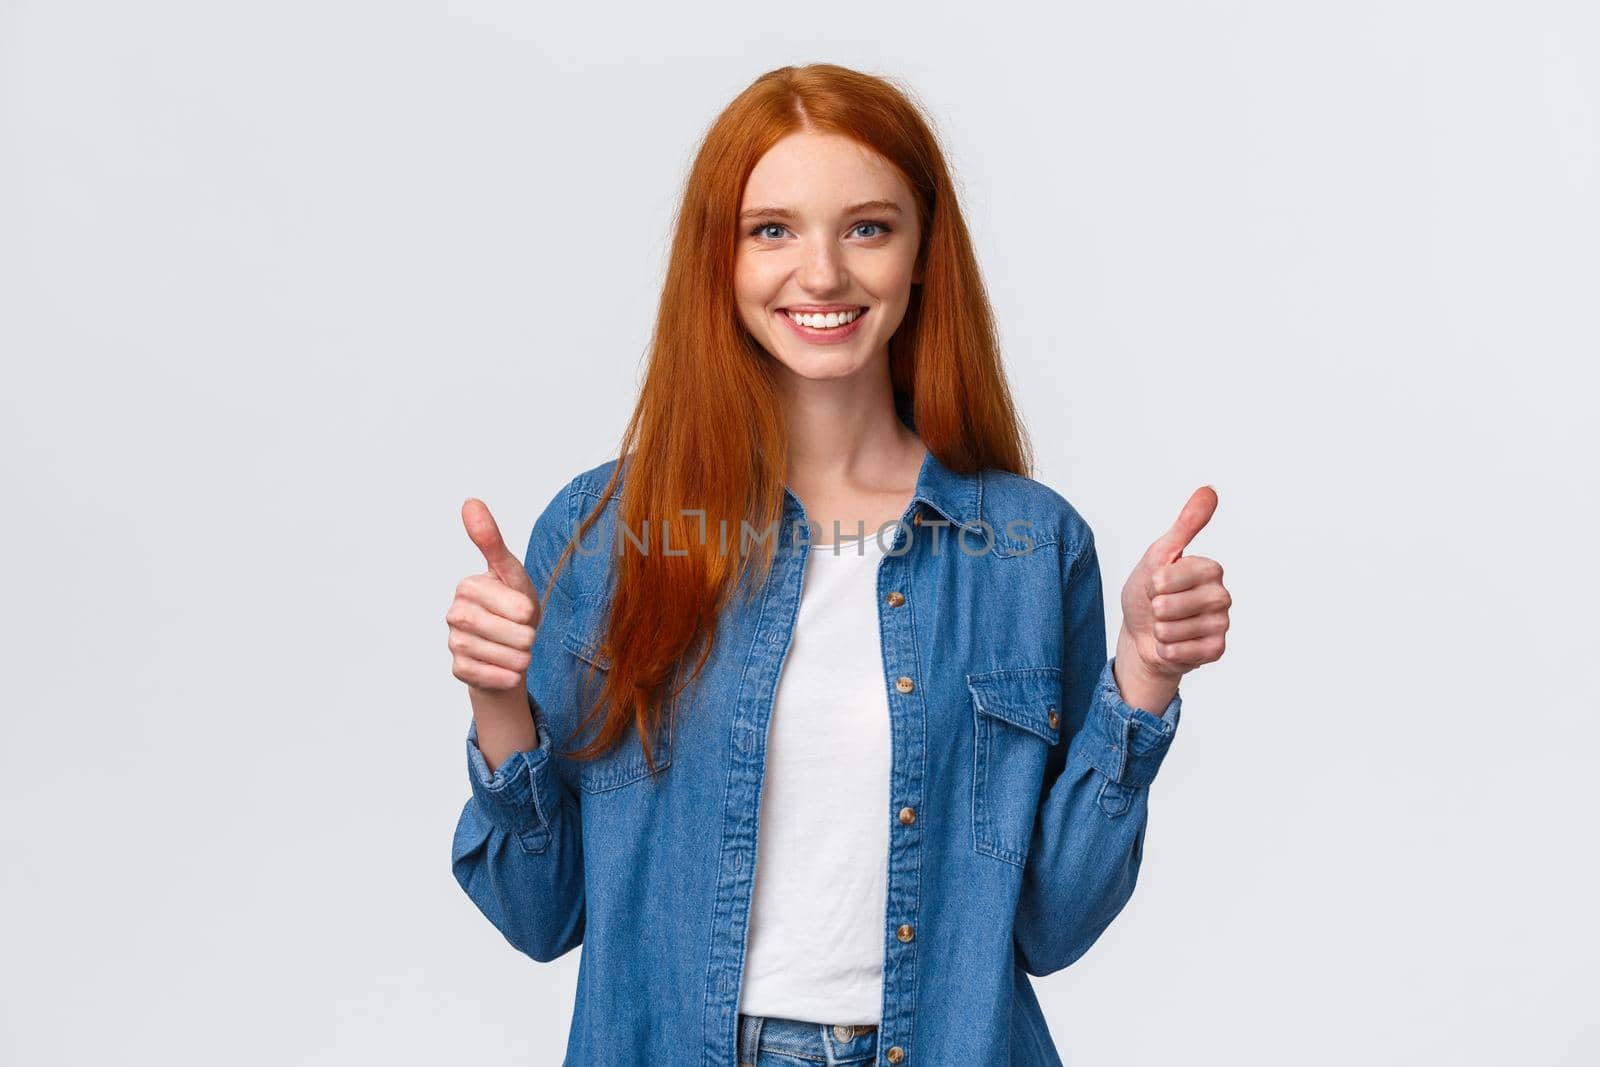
[{"x1": 544, "y1": 63, "x2": 1032, "y2": 772}]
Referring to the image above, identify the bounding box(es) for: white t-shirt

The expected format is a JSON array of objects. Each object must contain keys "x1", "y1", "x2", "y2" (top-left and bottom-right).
[{"x1": 737, "y1": 531, "x2": 892, "y2": 1025}]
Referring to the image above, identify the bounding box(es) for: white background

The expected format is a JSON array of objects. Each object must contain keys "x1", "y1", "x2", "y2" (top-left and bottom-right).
[{"x1": 2, "y1": 2, "x2": 1596, "y2": 1064}]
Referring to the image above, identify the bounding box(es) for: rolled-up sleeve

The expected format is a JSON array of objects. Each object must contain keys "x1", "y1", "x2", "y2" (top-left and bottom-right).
[
  {"x1": 464, "y1": 705, "x2": 563, "y2": 856},
  {"x1": 1079, "y1": 655, "x2": 1181, "y2": 807}
]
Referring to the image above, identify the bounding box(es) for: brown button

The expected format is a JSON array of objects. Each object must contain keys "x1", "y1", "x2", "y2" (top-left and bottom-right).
[
  {"x1": 911, "y1": 511, "x2": 923, "y2": 526},
  {"x1": 894, "y1": 676, "x2": 914, "y2": 694},
  {"x1": 886, "y1": 590, "x2": 905, "y2": 607},
  {"x1": 1047, "y1": 709, "x2": 1060, "y2": 729},
  {"x1": 896, "y1": 923, "x2": 915, "y2": 942},
  {"x1": 886, "y1": 1046, "x2": 905, "y2": 1063},
  {"x1": 898, "y1": 805, "x2": 916, "y2": 825}
]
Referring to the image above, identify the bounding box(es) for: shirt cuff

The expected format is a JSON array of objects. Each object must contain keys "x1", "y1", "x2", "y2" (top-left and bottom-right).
[
  {"x1": 1080, "y1": 655, "x2": 1182, "y2": 789},
  {"x1": 465, "y1": 702, "x2": 560, "y2": 849}
]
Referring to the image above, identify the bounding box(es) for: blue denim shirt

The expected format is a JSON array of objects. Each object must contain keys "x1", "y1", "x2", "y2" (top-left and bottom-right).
[{"x1": 451, "y1": 446, "x2": 1183, "y2": 1066}]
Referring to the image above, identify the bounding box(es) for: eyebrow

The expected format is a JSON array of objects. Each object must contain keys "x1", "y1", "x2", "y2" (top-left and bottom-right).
[{"x1": 738, "y1": 199, "x2": 905, "y2": 221}]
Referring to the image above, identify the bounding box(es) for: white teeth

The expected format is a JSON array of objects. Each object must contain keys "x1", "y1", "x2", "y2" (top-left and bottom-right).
[{"x1": 786, "y1": 308, "x2": 862, "y2": 329}]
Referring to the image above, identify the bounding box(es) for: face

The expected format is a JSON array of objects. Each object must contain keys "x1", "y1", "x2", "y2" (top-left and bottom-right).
[{"x1": 733, "y1": 131, "x2": 922, "y2": 386}]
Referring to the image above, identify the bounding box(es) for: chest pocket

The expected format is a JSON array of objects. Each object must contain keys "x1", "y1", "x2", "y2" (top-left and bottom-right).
[
  {"x1": 559, "y1": 595, "x2": 674, "y2": 794},
  {"x1": 967, "y1": 667, "x2": 1063, "y2": 867}
]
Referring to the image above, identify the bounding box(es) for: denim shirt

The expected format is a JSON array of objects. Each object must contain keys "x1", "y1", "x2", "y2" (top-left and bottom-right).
[{"x1": 451, "y1": 446, "x2": 1183, "y2": 1067}]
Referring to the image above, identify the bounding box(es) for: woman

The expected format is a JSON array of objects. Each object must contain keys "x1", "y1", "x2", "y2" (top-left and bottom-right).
[{"x1": 446, "y1": 63, "x2": 1230, "y2": 1067}]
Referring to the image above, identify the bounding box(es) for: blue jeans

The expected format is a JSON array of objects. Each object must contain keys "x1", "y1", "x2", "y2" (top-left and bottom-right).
[{"x1": 736, "y1": 1012, "x2": 880, "y2": 1066}]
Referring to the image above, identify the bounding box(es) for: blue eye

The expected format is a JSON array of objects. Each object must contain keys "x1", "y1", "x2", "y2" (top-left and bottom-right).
[{"x1": 747, "y1": 220, "x2": 894, "y2": 240}]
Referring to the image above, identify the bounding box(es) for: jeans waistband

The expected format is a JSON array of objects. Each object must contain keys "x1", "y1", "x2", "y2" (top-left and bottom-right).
[{"x1": 737, "y1": 1012, "x2": 880, "y2": 1065}]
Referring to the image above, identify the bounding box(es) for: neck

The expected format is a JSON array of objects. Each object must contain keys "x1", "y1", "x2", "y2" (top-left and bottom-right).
[{"x1": 777, "y1": 353, "x2": 923, "y2": 491}]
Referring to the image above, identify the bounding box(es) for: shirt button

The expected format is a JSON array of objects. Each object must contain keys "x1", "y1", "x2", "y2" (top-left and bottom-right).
[
  {"x1": 1047, "y1": 709, "x2": 1060, "y2": 729},
  {"x1": 894, "y1": 676, "x2": 914, "y2": 694},
  {"x1": 886, "y1": 590, "x2": 905, "y2": 607},
  {"x1": 886, "y1": 1045, "x2": 906, "y2": 1063},
  {"x1": 898, "y1": 805, "x2": 916, "y2": 825},
  {"x1": 911, "y1": 511, "x2": 923, "y2": 526},
  {"x1": 896, "y1": 923, "x2": 915, "y2": 942}
]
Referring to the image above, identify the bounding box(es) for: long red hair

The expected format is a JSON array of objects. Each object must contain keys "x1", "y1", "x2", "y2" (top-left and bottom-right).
[{"x1": 543, "y1": 63, "x2": 1032, "y2": 772}]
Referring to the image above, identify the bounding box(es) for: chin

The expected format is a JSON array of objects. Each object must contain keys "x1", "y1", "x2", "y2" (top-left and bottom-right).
[{"x1": 770, "y1": 346, "x2": 875, "y2": 381}]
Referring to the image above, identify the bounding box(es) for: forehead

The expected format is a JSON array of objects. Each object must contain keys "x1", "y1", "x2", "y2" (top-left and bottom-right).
[{"x1": 741, "y1": 131, "x2": 908, "y2": 208}]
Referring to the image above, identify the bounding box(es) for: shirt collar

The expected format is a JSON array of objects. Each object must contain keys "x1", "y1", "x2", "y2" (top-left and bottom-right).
[
  {"x1": 611, "y1": 413, "x2": 987, "y2": 535},
  {"x1": 779, "y1": 446, "x2": 984, "y2": 534},
  {"x1": 909, "y1": 446, "x2": 985, "y2": 533}
]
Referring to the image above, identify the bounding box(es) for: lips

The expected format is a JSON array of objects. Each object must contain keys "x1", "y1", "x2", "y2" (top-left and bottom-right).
[{"x1": 777, "y1": 305, "x2": 869, "y2": 344}]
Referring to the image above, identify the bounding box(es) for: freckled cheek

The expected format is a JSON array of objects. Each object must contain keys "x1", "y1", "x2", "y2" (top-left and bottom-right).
[
  {"x1": 731, "y1": 284, "x2": 769, "y2": 327},
  {"x1": 734, "y1": 265, "x2": 785, "y2": 311},
  {"x1": 857, "y1": 256, "x2": 917, "y2": 298}
]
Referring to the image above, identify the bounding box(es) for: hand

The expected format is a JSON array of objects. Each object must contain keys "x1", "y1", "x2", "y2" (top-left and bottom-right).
[
  {"x1": 1114, "y1": 486, "x2": 1230, "y2": 703},
  {"x1": 447, "y1": 498, "x2": 542, "y2": 693}
]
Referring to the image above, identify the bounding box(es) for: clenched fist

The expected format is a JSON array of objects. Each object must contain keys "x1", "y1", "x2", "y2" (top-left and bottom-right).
[
  {"x1": 1113, "y1": 486, "x2": 1231, "y2": 714},
  {"x1": 447, "y1": 498, "x2": 542, "y2": 693}
]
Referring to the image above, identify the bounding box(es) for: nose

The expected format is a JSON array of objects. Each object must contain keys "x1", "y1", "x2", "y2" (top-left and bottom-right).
[{"x1": 795, "y1": 237, "x2": 848, "y2": 296}]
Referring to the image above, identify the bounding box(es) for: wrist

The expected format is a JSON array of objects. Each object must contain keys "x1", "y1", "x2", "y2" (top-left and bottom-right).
[
  {"x1": 1112, "y1": 632, "x2": 1179, "y2": 717},
  {"x1": 469, "y1": 686, "x2": 539, "y2": 767}
]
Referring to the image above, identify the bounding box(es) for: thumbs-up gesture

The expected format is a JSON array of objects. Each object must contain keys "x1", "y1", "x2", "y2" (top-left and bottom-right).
[
  {"x1": 1112, "y1": 486, "x2": 1230, "y2": 712},
  {"x1": 447, "y1": 498, "x2": 542, "y2": 693}
]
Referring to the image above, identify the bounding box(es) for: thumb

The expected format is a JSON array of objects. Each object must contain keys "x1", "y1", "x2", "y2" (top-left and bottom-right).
[
  {"x1": 461, "y1": 498, "x2": 535, "y2": 595},
  {"x1": 1146, "y1": 485, "x2": 1218, "y2": 565}
]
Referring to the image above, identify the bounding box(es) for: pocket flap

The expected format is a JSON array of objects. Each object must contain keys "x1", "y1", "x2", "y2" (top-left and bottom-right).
[
  {"x1": 966, "y1": 667, "x2": 1063, "y2": 745},
  {"x1": 559, "y1": 593, "x2": 612, "y2": 672}
]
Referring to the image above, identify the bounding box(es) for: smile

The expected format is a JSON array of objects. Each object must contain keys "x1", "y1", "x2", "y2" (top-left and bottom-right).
[{"x1": 777, "y1": 306, "x2": 869, "y2": 344}]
